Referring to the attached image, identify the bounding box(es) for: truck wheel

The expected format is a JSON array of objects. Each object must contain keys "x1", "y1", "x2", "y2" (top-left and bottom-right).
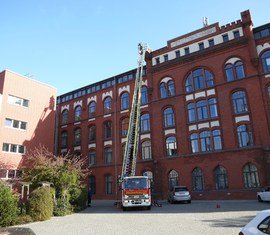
[
  {"x1": 122, "y1": 207, "x2": 127, "y2": 211},
  {"x1": 147, "y1": 206, "x2": 151, "y2": 210}
]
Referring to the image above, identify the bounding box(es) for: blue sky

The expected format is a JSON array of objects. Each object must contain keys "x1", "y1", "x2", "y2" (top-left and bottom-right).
[{"x1": 0, "y1": 1, "x2": 269, "y2": 95}]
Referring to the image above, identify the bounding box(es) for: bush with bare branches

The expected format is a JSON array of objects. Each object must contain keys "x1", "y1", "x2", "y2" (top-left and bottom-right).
[{"x1": 22, "y1": 146, "x2": 90, "y2": 215}]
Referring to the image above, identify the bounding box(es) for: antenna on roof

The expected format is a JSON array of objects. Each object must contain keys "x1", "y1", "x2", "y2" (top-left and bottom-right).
[{"x1": 203, "y1": 17, "x2": 209, "y2": 27}]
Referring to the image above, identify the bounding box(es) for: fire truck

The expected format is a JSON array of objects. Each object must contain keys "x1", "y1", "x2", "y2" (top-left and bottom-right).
[{"x1": 120, "y1": 43, "x2": 152, "y2": 210}]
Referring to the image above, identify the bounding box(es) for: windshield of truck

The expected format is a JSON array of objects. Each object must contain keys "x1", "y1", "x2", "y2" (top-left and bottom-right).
[{"x1": 124, "y1": 178, "x2": 148, "y2": 189}]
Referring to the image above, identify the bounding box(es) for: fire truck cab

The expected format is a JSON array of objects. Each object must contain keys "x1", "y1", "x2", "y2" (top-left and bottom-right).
[{"x1": 122, "y1": 176, "x2": 151, "y2": 210}]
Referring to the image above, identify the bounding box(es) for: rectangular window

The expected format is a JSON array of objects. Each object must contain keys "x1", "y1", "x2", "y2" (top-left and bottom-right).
[
  {"x1": 5, "y1": 118, "x2": 12, "y2": 127},
  {"x1": 184, "y1": 47, "x2": 190, "y2": 55},
  {"x1": 2, "y1": 143, "x2": 9, "y2": 152},
  {"x1": 175, "y1": 50, "x2": 180, "y2": 58},
  {"x1": 198, "y1": 42, "x2": 204, "y2": 50},
  {"x1": 155, "y1": 57, "x2": 160, "y2": 64},
  {"x1": 208, "y1": 39, "x2": 214, "y2": 47},
  {"x1": 164, "y1": 54, "x2": 168, "y2": 62},
  {"x1": 8, "y1": 95, "x2": 29, "y2": 107},
  {"x1": 233, "y1": 30, "x2": 240, "y2": 38},
  {"x1": 222, "y1": 34, "x2": 229, "y2": 42},
  {"x1": 5, "y1": 118, "x2": 27, "y2": 130},
  {"x1": 2, "y1": 143, "x2": 25, "y2": 154}
]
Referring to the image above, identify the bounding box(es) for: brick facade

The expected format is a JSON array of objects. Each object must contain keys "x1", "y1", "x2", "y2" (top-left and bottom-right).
[{"x1": 56, "y1": 10, "x2": 270, "y2": 200}]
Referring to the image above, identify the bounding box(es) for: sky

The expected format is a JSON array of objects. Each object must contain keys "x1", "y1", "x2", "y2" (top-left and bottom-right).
[{"x1": 0, "y1": 1, "x2": 269, "y2": 95}]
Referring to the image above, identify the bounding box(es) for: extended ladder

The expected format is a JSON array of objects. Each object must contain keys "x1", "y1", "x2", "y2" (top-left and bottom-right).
[{"x1": 121, "y1": 43, "x2": 148, "y2": 180}]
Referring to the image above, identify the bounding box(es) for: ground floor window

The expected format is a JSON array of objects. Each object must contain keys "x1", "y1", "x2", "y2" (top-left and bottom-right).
[
  {"x1": 168, "y1": 170, "x2": 179, "y2": 190},
  {"x1": 105, "y1": 175, "x2": 113, "y2": 194},
  {"x1": 243, "y1": 163, "x2": 260, "y2": 188}
]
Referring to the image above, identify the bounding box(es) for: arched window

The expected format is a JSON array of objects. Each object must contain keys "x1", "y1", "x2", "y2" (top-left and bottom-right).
[
  {"x1": 88, "y1": 101, "x2": 96, "y2": 118},
  {"x1": 168, "y1": 80, "x2": 175, "y2": 96},
  {"x1": 192, "y1": 167, "x2": 204, "y2": 191},
  {"x1": 141, "y1": 86, "x2": 148, "y2": 105},
  {"x1": 121, "y1": 118, "x2": 129, "y2": 137},
  {"x1": 62, "y1": 109, "x2": 68, "y2": 125},
  {"x1": 88, "y1": 125, "x2": 96, "y2": 142},
  {"x1": 105, "y1": 175, "x2": 113, "y2": 194},
  {"x1": 166, "y1": 136, "x2": 177, "y2": 156},
  {"x1": 235, "y1": 61, "x2": 245, "y2": 79},
  {"x1": 190, "y1": 133, "x2": 199, "y2": 153},
  {"x1": 104, "y1": 147, "x2": 112, "y2": 164},
  {"x1": 168, "y1": 170, "x2": 179, "y2": 190},
  {"x1": 187, "y1": 103, "x2": 196, "y2": 122},
  {"x1": 243, "y1": 163, "x2": 260, "y2": 188},
  {"x1": 104, "y1": 97, "x2": 112, "y2": 114},
  {"x1": 213, "y1": 130, "x2": 222, "y2": 150},
  {"x1": 160, "y1": 82, "x2": 167, "y2": 98},
  {"x1": 61, "y1": 131, "x2": 68, "y2": 148},
  {"x1": 190, "y1": 130, "x2": 222, "y2": 153},
  {"x1": 140, "y1": 113, "x2": 150, "y2": 133},
  {"x1": 214, "y1": 166, "x2": 228, "y2": 190},
  {"x1": 209, "y1": 98, "x2": 218, "y2": 117},
  {"x1": 185, "y1": 68, "x2": 214, "y2": 93},
  {"x1": 232, "y1": 91, "x2": 248, "y2": 114},
  {"x1": 160, "y1": 79, "x2": 175, "y2": 98},
  {"x1": 200, "y1": 131, "x2": 211, "y2": 152},
  {"x1": 196, "y1": 100, "x2": 208, "y2": 120},
  {"x1": 74, "y1": 106, "x2": 82, "y2": 121},
  {"x1": 89, "y1": 175, "x2": 96, "y2": 194},
  {"x1": 188, "y1": 98, "x2": 218, "y2": 122},
  {"x1": 74, "y1": 128, "x2": 81, "y2": 146},
  {"x1": 104, "y1": 121, "x2": 112, "y2": 139},
  {"x1": 237, "y1": 124, "x2": 253, "y2": 147},
  {"x1": 261, "y1": 50, "x2": 270, "y2": 73},
  {"x1": 141, "y1": 141, "x2": 151, "y2": 160},
  {"x1": 225, "y1": 64, "x2": 234, "y2": 82},
  {"x1": 163, "y1": 107, "x2": 175, "y2": 128},
  {"x1": 225, "y1": 60, "x2": 245, "y2": 81},
  {"x1": 121, "y1": 92, "x2": 129, "y2": 110},
  {"x1": 88, "y1": 149, "x2": 96, "y2": 165}
]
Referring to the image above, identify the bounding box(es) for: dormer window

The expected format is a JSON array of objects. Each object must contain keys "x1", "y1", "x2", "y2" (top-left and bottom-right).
[
  {"x1": 222, "y1": 34, "x2": 229, "y2": 42},
  {"x1": 208, "y1": 39, "x2": 214, "y2": 47},
  {"x1": 164, "y1": 54, "x2": 168, "y2": 62},
  {"x1": 199, "y1": 42, "x2": 204, "y2": 50},
  {"x1": 233, "y1": 30, "x2": 240, "y2": 39}
]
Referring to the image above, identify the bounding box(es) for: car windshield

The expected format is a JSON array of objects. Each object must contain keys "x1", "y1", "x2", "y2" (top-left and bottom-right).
[
  {"x1": 175, "y1": 187, "x2": 188, "y2": 192},
  {"x1": 124, "y1": 178, "x2": 148, "y2": 189}
]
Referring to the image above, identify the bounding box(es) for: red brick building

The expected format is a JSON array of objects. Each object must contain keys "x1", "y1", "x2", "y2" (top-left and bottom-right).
[
  {"x1": 0, "y1": 70, "x2": 57, "y2": 181},
  {"x1": 56, "y1": 10, "x2": 270, "y2": 200}
]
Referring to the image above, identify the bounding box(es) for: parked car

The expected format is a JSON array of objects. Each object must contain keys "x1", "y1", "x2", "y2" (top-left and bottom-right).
[
  {"x1": 239, "y1": 209, "x2": 270, "y2": 235},
  {"x1": 168, "y1": 186, "x2": 191, "y2": 204},
  {"x1": 257, "y1": 186, "x2": 270, "y2": 202}
]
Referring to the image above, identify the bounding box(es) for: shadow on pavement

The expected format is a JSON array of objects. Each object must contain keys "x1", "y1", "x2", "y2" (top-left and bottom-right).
[
  {"x1": 202, "y1": 215, "x2": 255, "y2": 228},
  {"x1": 0, "y1": 227, "x2": 35, "y2": 235},
  {"x1": 79, "y1": 200, "x2": 270, "y2": 214}
]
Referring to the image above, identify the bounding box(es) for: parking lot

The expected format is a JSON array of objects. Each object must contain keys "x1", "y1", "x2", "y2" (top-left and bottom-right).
[{"x1": 11, "y1": 200, "x2": 270, "y2": 235}]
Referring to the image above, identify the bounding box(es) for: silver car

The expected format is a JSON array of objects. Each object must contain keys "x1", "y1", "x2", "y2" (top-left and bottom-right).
[{"x1": 168, "y1": 186, "x2": 191, "y2": 204}]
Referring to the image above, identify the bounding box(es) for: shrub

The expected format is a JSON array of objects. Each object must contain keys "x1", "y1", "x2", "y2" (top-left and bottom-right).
[
  {"x1": 28, "y1": 186, "x2": 53, "y2": 221},
  {"x1": 70, "y1": 187, "x2": 87, "y2": 212},
  {"x1": 16, "y1": 215, "x2": 33, "y2": 225},
  {"x1": 53, "y1": 197, "x2": 72, "y2": 216},
  {"x1": 0, "y1": 182, "x2": 18, "y2": 227}
]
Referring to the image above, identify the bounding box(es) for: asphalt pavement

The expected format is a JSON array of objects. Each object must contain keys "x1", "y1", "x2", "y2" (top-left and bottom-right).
[{"x1": 5, "y1": 200, "x2": 270, "y2": 235}]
